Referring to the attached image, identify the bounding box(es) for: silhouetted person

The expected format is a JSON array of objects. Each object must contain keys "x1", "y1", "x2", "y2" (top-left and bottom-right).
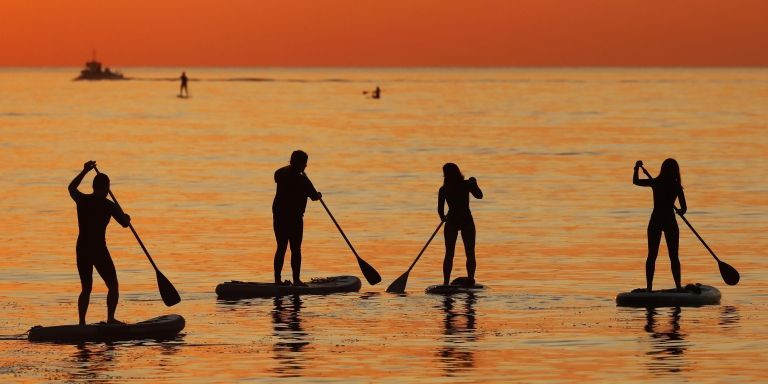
[
  {"x1": 179, "y1": 71, "x2": 189, "y2": 97},
  {"x1": 633, "y1": 159, "x2": 687, "y2": 292},
  {"x1": 68, "y1": 160, "x2": 131, "y2": 325},
  {"x1": 273, "y1": 151, "x2": 321, "y2": 286},
  {"x1": 372, "y1": 86, "x2": 381, "y2": 99},
  {"x1": 438, "y1": 163, "x2": 483, "y2": 286}
]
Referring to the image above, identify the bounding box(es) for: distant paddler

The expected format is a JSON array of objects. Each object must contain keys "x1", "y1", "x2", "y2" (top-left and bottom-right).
[
  {"x1": 438, "y1": 163, "x2": 483, "y2": 287},
  {"x1": 272, "y1": 150, "x2": 322, "y2": 286},
  {"x1": 179, "y1": 71, "x2": 189, "y2": 97},
  {"x1": 633, "y1": 159, "x2": 687, "y2": 292},
  {"x1": 68, "y1": 160, "x2": 131, "y2": 325}
]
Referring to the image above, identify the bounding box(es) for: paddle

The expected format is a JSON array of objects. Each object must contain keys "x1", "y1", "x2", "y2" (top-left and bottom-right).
[
  {"x1": 94, "y1": 167, "x2": 182, "y2": 306},
  {"x1": 640, "y1": 165, "x2": 740, "y2": 285},
  {"x1": 386, "y1": 221, "x2": 444, "y2": 293},
  {"x1": 317, "y1": 198, "x2": 382, "y2": 285}
]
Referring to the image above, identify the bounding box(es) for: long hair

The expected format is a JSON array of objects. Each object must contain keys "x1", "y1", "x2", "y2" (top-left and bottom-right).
[
  {"x1": 657, "y1": 158, "x2": 682, "y2": 188},
  {"x1": 442, "y1": 163, "x2": 464, "y2": 187}
]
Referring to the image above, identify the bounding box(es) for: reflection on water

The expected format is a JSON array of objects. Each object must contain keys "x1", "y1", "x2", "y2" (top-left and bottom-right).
[
  {"x1": 719, "y1": 306, "x2": 741, "y2": 329},
  {"x1": 271, "y1": 295, "x2": 309, "y2": 377},
  {"x1": 644, "y1": 307, "x2": 689, "y2": 375},
  {"x1": 71, "y1": 343, "x2": 117, "y2": 381},
  {"x1": 437, "y1": 293, "x2": 478, "y2": 376}
]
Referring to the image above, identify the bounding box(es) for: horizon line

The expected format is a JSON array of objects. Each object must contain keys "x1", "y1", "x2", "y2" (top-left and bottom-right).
[{"x1": 2, "y1": 64, "x2": 768, "y2": 69}]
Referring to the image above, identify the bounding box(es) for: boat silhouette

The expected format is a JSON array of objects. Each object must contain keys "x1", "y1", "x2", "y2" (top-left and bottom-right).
[{"x1": 75, "y1": 53, "x2": 126, "y2": 80}]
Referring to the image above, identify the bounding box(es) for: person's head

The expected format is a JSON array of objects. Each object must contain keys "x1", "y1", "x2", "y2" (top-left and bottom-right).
[
  {"x1": 658, "y1": 158, "x2": 682, "y2": 186},
  {"x1": 93, "y1": 173, "x2": 110, "y2": 196},
  {"x1": 442, "y1": 162, "x2": 464, "y2": 186},
  {"x1": 290, "y1": 150, "x2": 309, "y2": 172}
]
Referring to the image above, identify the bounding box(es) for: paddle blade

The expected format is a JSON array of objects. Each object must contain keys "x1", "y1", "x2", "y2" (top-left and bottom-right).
[
  {"x1": 718, "y1": 260, "x2": 740, "y2": 286},
  {"x1": 156, "y1": 269, "x2": 181, "y2": 306},
  {"x1": 386, "y1": 272, "x2": 410, "y2": 293},
  {"x1": 357, "y1": 256, "x2": 382, "y2": 285}
]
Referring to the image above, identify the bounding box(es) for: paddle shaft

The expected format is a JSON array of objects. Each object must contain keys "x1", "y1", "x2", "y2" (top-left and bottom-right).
[
  {"x1": 405, "y1": 221, "x2": 444, "y2": 273},
  {"x1": 94, "y1": 167, "x2": 159, "y2": 271},
  {"x1": 675, "y1": 208, "x2": 721, "y2": 262},
  {"x1": 640, "y1": 164, "x2": 720, "y2": 262},
  {"x1": 319, "y1": 198, "x2": 363, "y2": 260}
]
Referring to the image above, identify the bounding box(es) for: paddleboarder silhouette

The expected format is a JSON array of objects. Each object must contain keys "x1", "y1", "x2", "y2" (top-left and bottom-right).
[
  {"x1": 633, "y1": 159, "x2": 687, "y2": 292},
  {"x1": 179, "y1": 71, "x2": 189, "y2": 97},
  {"x1": 68, "y1": 160, "x2": 131, "y2": 325},
  {"x1": 272, "y1": 150, "x2": 321, "y2": 286},
  {"x1": 438, "y1": 163, "x2": 483, "y2": 287}
]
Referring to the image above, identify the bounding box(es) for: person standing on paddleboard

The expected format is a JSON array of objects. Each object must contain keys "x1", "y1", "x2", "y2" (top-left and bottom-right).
[
  {"x1": 633, "y1": 159, "x2": 687, "y2": 292},
  {"x1": 438, "y1": 163, "x2": 483, "y2": 287},
  {"x1": 68, "y1": 160, "x2": 131, "y2": 325},
  {"x1": 272, "y1": 150, "x2": 322, "y2": 286},
  {"x1": 179, "y1": 71, "x2": 189, "y2": 97}
]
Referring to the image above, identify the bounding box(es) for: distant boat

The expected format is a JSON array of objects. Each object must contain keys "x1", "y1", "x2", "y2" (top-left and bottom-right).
[{"x1": 74, "y1": 54, "x2": 126, "y2": 80}]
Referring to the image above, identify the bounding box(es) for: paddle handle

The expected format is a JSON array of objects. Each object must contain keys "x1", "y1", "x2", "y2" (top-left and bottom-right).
[
  {"x1": 639, "y1": 164, "x2": 653, "y2": 180},
  {"x1": 407, "y1": 221, "x2": 444, "y2": 272},
  {"x1": 319, "y1": 198, "x2": 362, "y2": 260},
  {"x1": 94, "y1": 167, "x2": 159, "y2": 271}
]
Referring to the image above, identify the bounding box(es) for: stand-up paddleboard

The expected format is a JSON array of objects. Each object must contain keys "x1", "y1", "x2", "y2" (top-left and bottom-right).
[
  {"x1": 216, "y1": 276, "x2": 362, "y2": 299},
  {"x1": 426, "y1": 277, "x2": 485, "y2": 295},
  {"x1": 28, "y1": 314, "x2": 185, "y2": 343},
  {"x1": 616, "y1": 283, "x2": 720, "y2": 307}
]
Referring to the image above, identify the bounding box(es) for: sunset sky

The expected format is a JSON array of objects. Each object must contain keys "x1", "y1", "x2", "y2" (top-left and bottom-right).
[{"x1": 2, "y1": 0, "x2": 767, "y2": 67}]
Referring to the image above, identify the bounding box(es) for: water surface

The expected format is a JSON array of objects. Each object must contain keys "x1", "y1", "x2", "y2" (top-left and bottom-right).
[{"x1": 1, "y1": 67, "x2": 767, "y2": 382}]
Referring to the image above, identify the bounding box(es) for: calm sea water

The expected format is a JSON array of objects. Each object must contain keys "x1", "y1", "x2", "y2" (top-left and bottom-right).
[{"x1": 1, "y1": 67, "x2": 767, "y2": 382}]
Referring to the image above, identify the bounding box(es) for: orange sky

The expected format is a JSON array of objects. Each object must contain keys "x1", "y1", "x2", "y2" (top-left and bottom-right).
[{"x1": 1, "y1": 0, "x2": 767, "y2": 66}]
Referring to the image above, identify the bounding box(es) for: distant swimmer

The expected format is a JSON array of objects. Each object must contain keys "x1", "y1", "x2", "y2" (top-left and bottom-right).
[
  {"x1": 272, "y1": 150, "x2": 322, "y2": 286},
  {"x1": 438, "y1": 163, "x2": 483, "y2": 287},
  {"x1": 633, "y1": 159, "x2": 687, "y2": 292},
  {"x1": 68, "y1": 160, "x2": 131, "y2": 325},
  {"x1": 363, "y1": 86, "x2": 381, "y2": 99},
  {"x1": 179, "y1": 71, "x2": 189, "y2": 97}
]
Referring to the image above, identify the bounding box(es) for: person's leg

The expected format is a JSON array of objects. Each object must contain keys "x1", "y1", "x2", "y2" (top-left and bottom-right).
[
  {"x1": 461, "y1": 220, "x2": 477, "y2": 285},
  {"x1": 664, "y1": 219, "x2": 682, "y2": 290},
  {"x1": 77, "y1": 251, "x2": 93, "y2": 326},
  {"x1": 646, "y1": 218, "x2": 663, "y2": 292},
  {"x1": 443, "y1": 222, "x2": 459, "y2": 285},
  {"x1": 94, "y1": 250, "x2": 120, "y2": 323},
  {"x1": 289, "y1": 218, "x2": 304, "y2": 285},
  {"x1": 274, "y1": 218, "x2": 290, "y2": 284}
]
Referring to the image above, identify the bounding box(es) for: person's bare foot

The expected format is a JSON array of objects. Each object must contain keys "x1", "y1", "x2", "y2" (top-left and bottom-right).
[
  {"x1": 106, "y1": 319, "x2": 126, "y2": 325},
  {"x1": 292, "y1": 280, "x2": 308, "y2": 287}
]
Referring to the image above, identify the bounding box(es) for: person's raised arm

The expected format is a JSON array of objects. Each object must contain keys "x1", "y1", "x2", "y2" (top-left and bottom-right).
[
  {"x1": 69, "y1": 160, "x2": 96, "y2": 200},
  {"x1": 438, "y1": 187, "x2": 447, "y2": 222},
  {"x1": 468, "y1": 177, "x2": 483, "y2": 199},
  {"x1": 633, "y1": 160, "x2": 651, "y2": 186}
]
